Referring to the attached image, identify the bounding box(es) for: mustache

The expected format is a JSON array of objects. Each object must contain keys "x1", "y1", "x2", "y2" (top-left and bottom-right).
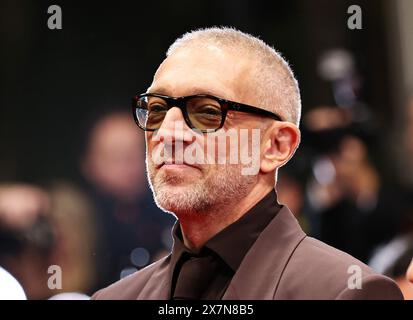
[{"x1": 150, "y1": 141, "x2": 213, "y2": 169}]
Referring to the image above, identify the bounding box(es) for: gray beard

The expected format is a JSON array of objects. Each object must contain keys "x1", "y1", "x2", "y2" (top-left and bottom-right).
[{"x1": 146, "y1": 158, "x2": 257, "y2": 216}]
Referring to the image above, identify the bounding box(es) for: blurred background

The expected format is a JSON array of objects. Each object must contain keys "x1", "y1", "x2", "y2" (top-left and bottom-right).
[{"x1": 1, "y1": 0, "x2": 413, "y2": 299}]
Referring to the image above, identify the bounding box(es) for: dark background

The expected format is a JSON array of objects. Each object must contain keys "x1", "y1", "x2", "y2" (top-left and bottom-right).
[{"x1": 0, "y1": 0, "x2": 397, "y2": 184}]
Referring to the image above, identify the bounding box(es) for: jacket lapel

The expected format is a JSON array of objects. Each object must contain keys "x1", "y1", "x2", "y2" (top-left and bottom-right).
[
  {"x1": 222, "y1": 206, "x2": 306, "y2": 299},
  {"x1": 136, "y1": 255, "x2": 172, "y2": 299}
]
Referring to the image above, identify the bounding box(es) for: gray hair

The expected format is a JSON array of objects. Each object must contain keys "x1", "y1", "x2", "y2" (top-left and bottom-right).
[{"x1": 166, "y1": 27, "x2": 301, "y2": 126}]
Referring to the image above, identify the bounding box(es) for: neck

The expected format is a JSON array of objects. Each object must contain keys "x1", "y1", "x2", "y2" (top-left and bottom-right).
[{"x1": 177, "y1": 183, "x2": 273, "y2": 251}]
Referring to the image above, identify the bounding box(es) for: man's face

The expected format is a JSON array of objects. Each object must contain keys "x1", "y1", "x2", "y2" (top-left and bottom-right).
[{"x1": 145, "y1": 46, "x2": 265, "y2": 215}]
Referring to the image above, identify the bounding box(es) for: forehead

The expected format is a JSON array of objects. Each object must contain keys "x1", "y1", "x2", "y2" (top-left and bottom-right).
[{"x1": 150, "y1": 46, "x2": 254, "y2": 102}]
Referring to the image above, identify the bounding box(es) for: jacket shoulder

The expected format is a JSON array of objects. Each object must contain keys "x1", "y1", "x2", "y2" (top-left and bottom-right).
[
  {"x1": 91, "y1": 255, "x2": 170, "y2": 300},
  {"x1": 276, "y1": 236, "x2": 403, "y2": 300}
]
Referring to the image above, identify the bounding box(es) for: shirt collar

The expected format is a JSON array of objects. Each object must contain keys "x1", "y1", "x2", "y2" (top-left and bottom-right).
[{"x1": 169, "y1": 188, "x2": 282, "y2": 273}]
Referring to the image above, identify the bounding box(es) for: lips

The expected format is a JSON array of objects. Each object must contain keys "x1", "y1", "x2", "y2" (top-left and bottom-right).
[{"x1": 156, "y1": 159, "x2": 201, "y2": 171}]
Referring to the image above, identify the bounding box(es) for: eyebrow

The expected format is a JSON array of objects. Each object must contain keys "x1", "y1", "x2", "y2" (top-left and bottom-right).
[{"x1": 147, "y1": 86, "x2": 231, "y2": 100}]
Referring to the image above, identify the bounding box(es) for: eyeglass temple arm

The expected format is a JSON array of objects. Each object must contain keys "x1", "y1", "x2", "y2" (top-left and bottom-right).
[{"x1": 228, "y1": 103, "x2": 283, "y2": 121}]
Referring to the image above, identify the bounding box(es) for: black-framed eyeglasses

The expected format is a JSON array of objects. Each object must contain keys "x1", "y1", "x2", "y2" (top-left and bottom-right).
[{"x1": 132, "y1": 93, "x2": 283, "y2": 132}]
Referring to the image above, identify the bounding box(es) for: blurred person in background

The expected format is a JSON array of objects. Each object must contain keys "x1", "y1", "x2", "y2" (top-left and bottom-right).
[
  {"x1": 397, "y1": 258, "x2": 413, "y2": 300},
  {"x1": 47, "y1": 182, "x2": 97, "y2": 296},
  {"x1": 304, "y1": 106, "x2": 408, "y2": 262},
  {"x1": 408, "y1": 258, "x2": 413, "y2": 285},
  {"x1": 367, "y1": 98, "x2": 413, "y2": 299},
  {"x1": 306, "y1": 50, "x2": 412, "y2": 263},
  {"x1": 369, "y1": 234, "x2": 413, "y2": 300},
  {"x1": 80, "y1": 110, "x2": 175, "y2": 291},
  {"x1": 385, "y1": 239, "x2": 413, "y2": 300},
  {"x1": 0, "y1": 184, "x2": 55, "y2": 299},
  {"x1": 0, "y1": 182, "x2": 97, "y2": 299},
  {"x1": 391, "y1": 255, "x2": 413, "y2": 301}
]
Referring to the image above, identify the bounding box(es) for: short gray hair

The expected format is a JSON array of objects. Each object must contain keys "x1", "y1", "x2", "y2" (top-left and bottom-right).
[{"x1": 166, "y1": 27, "x2": 301, "y2": 126}]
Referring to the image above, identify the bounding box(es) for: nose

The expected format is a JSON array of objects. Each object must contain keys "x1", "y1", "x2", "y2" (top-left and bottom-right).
[{"x1": 153, "y1": 107, "x2": 193, "y2": 143}]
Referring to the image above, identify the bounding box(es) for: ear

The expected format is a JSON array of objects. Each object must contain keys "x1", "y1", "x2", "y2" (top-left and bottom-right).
[{"x1": 261, "y1": 122, "x2": 300, "y2": 173}]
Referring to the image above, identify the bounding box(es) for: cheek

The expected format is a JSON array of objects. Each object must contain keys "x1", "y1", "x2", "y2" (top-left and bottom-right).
[
  {"x1": 145, "y1": 133, "x2": 153, "y2": 150},
  {"x1": 146, "y1": 136, "x2": 159, "y2": 162}
]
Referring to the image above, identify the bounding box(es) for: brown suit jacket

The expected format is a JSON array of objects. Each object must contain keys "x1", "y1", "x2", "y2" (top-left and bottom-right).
[{"x1": 92, "y1": 206, "x2": 403, "y2": 300}]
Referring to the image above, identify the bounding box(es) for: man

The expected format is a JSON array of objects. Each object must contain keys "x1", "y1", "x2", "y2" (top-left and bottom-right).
[{"x1": 92, "y1": 27, "x2": 403, "y2": 299}]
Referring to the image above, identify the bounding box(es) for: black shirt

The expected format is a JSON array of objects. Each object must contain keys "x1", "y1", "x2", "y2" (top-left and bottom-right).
[{"x1": 169, "y1": 189, "x2": 282, "y2": 299}]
